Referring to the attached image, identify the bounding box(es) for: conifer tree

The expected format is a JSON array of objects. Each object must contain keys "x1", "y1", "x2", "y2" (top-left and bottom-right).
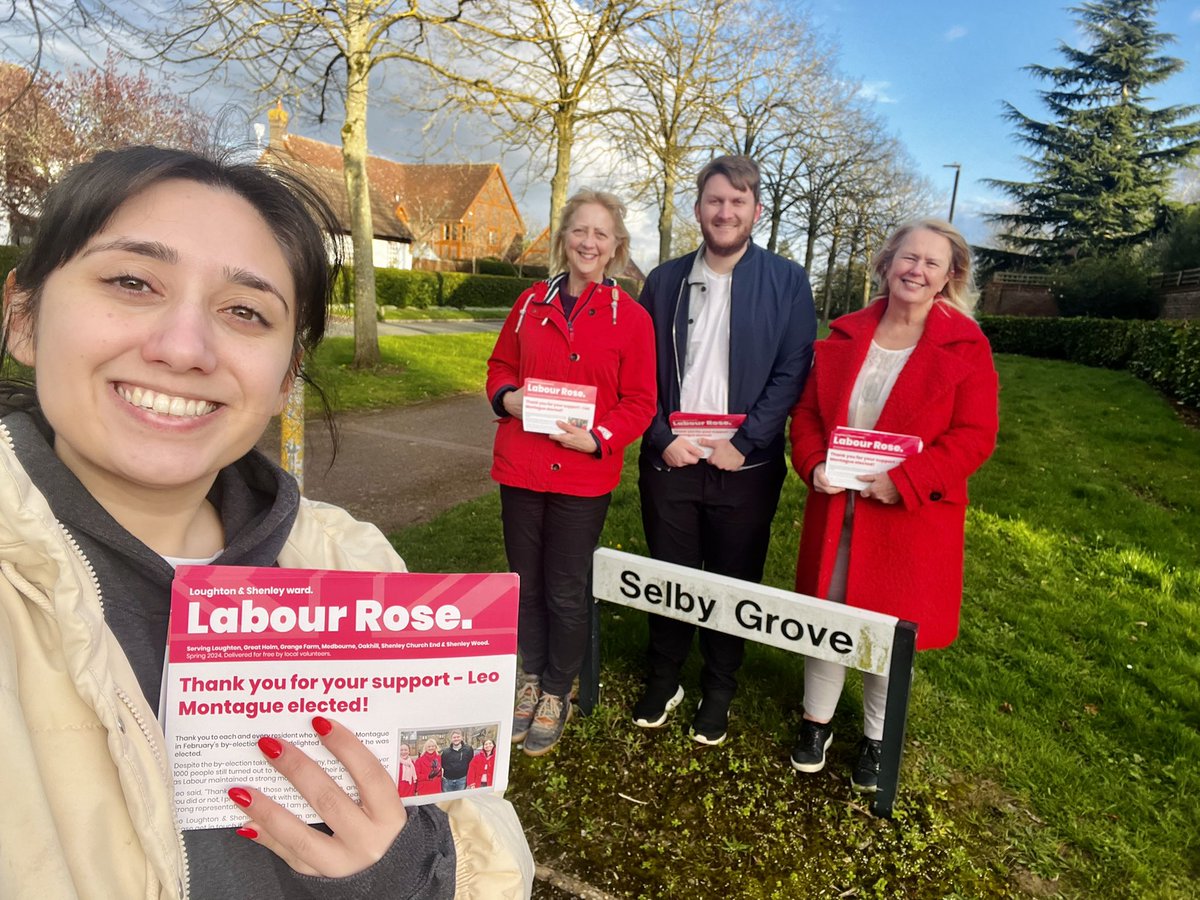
[{"x1": 987, "y1": 0, "x2": 1200, "y2": 259}]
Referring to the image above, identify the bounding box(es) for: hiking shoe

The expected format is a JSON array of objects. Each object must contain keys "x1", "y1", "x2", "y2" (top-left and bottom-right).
[
  {"x1": 632, "y1": 683, "x2": 684, "y2": 728},
  {"x1": 851, "y1": 736, "x2": 883, "y2": 792},
  {"x1": 523, "y1": 692, "x2": 571, "y2": 757},
  {"x1": 790, "y1": 719, "x2": 834, "y2": 773},
  {"x1": 511, "y1": 675, "x2": 541, "y2": 744},
  {"x1": 690, "y1": 693, "x2": 732, "y2": 746}
]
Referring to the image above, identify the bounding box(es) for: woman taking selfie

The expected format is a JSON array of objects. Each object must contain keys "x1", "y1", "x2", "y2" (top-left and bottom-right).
[
  {"x1": 0, "y1": 146, "x2": 531, "y2": 899},
  {"x1": 487, "y1": 190, "x2": 655, "y2": 757}
]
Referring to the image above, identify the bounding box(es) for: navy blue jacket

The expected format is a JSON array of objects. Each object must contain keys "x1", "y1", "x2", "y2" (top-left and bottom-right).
[{"x1": 638, "y1": 241, "x2": 816, "y2": 467}]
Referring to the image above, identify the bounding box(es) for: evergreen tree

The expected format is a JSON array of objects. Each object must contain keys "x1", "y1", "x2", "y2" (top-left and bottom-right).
[{"x1": 987, "y1": 0, "x2": 1200, "y2": 259}]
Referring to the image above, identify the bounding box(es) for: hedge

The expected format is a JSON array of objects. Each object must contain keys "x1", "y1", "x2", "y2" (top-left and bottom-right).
[
  {"x1": 439, "y1": 272, "x2": 539, "y2": 309},
  {"x1": 0, "y1": 245, "x2": 22, "y2": 281},
  {"x1": 979, "y1": 315, "x2": 1200, "y2": 410}
]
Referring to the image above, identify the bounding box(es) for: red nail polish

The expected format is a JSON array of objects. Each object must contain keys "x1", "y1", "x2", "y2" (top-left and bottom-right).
[
  {"x1": 228, "y1": 787, "x2": 252, "y2": 808},
  {"x1": 235, "y1": 826, "x2": 258, "y2": 840},
  {"x1": 312, "y1": 715, "x2": 333, "y2": 736},
  {"x1": 258, "y1": 736, "x2": 283, "y2": 759}
]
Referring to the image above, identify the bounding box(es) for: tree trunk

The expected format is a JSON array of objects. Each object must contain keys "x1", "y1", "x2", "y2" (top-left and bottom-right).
[
  {"x1": 343, "y1": 10, "x2": 380, "y2": 369},
  {"x1": 821, "y1": 224, "x2": 840, "y2": 328},
  {"x1": 658, "y1": 158, "x2": 676, "y2": 265},
  {"x1": 767, "y1": 204, "x2": 783, "y2": 254},
  {"x1": 547, "y1": 108, "x2": 574, "y2": 252},
  {"x1": 804, "y1": 210, "x2": 819, "y2": 272}
]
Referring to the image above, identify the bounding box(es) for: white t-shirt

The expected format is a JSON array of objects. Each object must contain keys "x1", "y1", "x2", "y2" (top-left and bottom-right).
[{"x1": 679, "y1": 252, "x2": 732, "y2": 414}]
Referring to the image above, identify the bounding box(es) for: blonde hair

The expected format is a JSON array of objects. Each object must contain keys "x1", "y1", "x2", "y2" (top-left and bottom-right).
[
  {"x1": 550, "y1": 190, "x2": 630, "y2": 280},
  {"x1": 872, "y1": 218, "x2": 977, "y2": 313}
]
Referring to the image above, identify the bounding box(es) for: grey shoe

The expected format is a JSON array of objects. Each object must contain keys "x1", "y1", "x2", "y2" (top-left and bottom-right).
[
  {"x1": 522, "y1": 692, "x2": 571, "y2": 757},
  {"x1": 511, "y1": 675, "x2": 541, "y2": 744}
]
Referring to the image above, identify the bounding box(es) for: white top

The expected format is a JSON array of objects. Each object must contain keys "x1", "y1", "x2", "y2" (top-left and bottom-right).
[
  {"x1": 161, "y1": 551, "x2": 221, "y2": 568},
  {"x1": 679, "y1": 251, "x2": 732, "y2": 414},
  {"x1": 847, "y1": 340, "x2": 916, "y2": 430}
]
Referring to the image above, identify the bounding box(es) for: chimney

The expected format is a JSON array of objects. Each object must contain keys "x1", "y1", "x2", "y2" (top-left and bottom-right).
[{"x1": 268, "y1": 100, "x2": 289, "y2": 148}]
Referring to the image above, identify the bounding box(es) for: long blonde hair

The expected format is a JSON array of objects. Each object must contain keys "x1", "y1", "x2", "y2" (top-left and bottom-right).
[{"x1": 872, "y1": 218, "x2": 977, "y2": 313}]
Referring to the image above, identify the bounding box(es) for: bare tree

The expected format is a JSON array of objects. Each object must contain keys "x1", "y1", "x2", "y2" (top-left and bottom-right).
[
  {"x1": 159, "y1": 1, "x2": 466, "y2": 367},
  {"x1": 410, "y1": 0, "x2": 671, "y2": 244},
  {"x1": 616, "y1": 0, "x2": 736, "y2": 264}
]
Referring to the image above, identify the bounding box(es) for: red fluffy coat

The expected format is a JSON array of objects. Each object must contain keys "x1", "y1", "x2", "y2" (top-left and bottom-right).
[{"x1": 790, "y1": 299, "x2": 999, "y2": 650}]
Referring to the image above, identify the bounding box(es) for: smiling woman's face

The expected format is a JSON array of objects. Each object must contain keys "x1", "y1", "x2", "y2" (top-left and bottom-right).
[{"x1": 5, "y1": 179, "x2": 297, "y2": 503}]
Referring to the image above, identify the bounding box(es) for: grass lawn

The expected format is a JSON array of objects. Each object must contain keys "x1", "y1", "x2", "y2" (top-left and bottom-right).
[
  {"x1": 394, "y1": 354, "x2": 1199, "y2": 899},
  {"x1": 328, "y1": 304, "x2": 510, "y2": 321},
  {"x1": 304, "y1": 333, "x2": 496, "y2": 413}
]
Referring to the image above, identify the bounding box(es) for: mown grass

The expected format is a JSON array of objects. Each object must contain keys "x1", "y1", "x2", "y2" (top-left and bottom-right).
[
  {"x1": 394, "y1": 354, "x2": 1199, "y2": 898},
  {"x1": 304, "y1": 333, "x2": 495, "y2": 413}
]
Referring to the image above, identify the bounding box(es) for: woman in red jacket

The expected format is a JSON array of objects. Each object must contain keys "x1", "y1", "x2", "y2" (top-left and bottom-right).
[
  {"x1": 487, "y1": 190, "x2": 656, "y2": 758},
  {"x1": 788, "y1": 219, "x2": 999, "y2": 792},
  {"x1": 413, "y1": 738, "x2": 443, "y2": 796},
  {"x1": 467, "y1": 739, "x2": 498, "y2": 789}
]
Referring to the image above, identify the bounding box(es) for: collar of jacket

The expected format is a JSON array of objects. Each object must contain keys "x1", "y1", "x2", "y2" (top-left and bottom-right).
[{"x1": 830, "y1": 296, "x2": 982, "y2": 347}]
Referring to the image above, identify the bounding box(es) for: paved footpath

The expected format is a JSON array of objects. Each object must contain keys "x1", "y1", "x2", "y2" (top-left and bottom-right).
[{"x1": 257, "y1": 391, "x2": 499, "y2": 536}]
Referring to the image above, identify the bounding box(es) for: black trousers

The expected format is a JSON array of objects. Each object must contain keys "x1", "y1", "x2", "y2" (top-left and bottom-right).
[
  {"x1": 500, "y1": 485, "x2": 611, "y2": 698},
  {"x1": 638, "y1": 453, "x2": 786, "y2": 696}
]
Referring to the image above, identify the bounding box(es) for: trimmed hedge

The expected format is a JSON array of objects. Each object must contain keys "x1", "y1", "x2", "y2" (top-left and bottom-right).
[
  {"x1": 979, "y1": 315, "x2": 1200, "y2": 409},
  {"x1": 0, "y1": 245, "x2": 22, "y2": 281},
  {"x1": 332, "y1": 264, "x2": 641, "y2": 312},
  {"x1": 439, "y1": 272, "x2": 538, "y2": 309}
]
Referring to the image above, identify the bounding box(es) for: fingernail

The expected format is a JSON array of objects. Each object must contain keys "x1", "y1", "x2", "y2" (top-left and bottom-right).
[
  {"x1": 228, "y1": 787, "x2": 252, "y2": 808},
  {"x1": 312, "y1": 715, "x2": 333, "y2": 736},
  {"x1": 258, "y1": 736, "x2": 283, "y2": 759},
  {"x1": 235, "y1": 826, "x2": 258, "y2": 840}
]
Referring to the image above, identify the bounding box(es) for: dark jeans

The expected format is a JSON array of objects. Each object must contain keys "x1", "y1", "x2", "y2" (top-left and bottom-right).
[
  {"x1": 500, "y1": 485, "x2": 611, "y2": 698},
  {"x1": 638, "y1": 454, "x2": 786, "y2": 696}
]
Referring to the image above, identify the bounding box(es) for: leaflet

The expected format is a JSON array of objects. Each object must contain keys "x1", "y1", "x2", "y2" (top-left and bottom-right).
[
  {"x1": 163, "y1": 566, "x2": 518, "y2": 830},
  {"x1": 522, "y1": 377, "x2": 597, "y2": 434},
  {"x1": 669, "y1": 412, "x2": 747, "y2": 458},
  {"x1": 824, "y1": 426, "x2": 924, "y2": 490}
]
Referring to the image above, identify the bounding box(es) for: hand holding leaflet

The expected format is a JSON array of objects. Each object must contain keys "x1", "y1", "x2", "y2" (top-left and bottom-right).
[
  {"x1": 824, "y1": 426, "x2": 923, "y2": 491},
  {"x1": 229, "y1": 716, "x2": 407, "y2": 877}
]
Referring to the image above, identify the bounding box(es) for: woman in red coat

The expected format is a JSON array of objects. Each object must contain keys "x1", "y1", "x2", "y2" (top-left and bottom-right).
[
  {"x1": 788, "y1": 218, "x2": 999, "y2": 792},
  {"x1": 467, "y1": 740, "x2": 498, "y2": 789},
  {"x1": 487, "y1": 191, "x2": 656, "y2": 758},
  {"x1": 414, "y1": 738, "x2": 444, "y2": 796}
]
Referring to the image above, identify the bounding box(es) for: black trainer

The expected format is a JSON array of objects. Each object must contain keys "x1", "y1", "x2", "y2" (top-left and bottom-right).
[
  {"x1": 851, "y1": 736, "x2": 883, "y2": 792},
  {"x1": 790, "y1": 719, "x2": 834, "y2": 773},
  {"x1": 632, "y1": 682, "x2": 684, "y2": 728},
  {"x1": 690, "y1": 692, "x2": 733, "y2": 746}
]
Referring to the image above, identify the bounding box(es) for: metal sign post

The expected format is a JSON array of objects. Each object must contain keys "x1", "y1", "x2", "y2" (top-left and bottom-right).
[{"x1": 584, "y1": 547, "x2": 917, "y2": 817}]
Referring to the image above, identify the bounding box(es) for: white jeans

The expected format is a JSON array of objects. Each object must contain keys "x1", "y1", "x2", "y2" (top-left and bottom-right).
[{"x1": 802, "y1": 496, "x2": 888, "y2": 741}]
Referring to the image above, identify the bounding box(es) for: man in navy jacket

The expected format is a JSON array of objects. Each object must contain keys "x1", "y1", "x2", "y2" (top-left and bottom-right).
[{"x1": 635, "y1": 155, "x2": 816, "y2": 745}]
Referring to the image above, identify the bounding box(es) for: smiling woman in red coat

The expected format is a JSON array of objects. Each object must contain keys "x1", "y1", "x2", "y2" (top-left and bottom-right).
[
  {"x1": 788, "y1": 218, "x2": 999, "y2": 793},
  {"x1": 487, "y1": 190, "x2": 656, "y2": 759}
]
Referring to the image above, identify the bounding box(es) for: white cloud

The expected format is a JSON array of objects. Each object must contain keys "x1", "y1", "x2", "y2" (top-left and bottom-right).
[
  {"x1": 857, "y1": 80, "x2": 897, "y2": 104},
  {"x1": 945, "y1": 25, "x2": 968, "y2": 41},
  {"x1": 1190, "y1": 9, "x2": 1200, "y2": 24}
]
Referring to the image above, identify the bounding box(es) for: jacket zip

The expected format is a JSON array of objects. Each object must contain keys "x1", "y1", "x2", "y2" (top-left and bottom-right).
[{"x1": 56, "y1": 517, "x2": 192, "y2": 899}]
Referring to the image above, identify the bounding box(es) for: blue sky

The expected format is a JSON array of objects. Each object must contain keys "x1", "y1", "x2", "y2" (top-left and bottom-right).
[{"x1": 814, "y1": 0, "x2": 1200, "y2": 245}]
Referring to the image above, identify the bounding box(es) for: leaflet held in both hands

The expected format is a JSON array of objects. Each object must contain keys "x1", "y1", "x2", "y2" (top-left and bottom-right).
[
  {"x1": 669, "y1": 412, "x2": 747, "y2": 458},
  {"x1": 824, "y1": 426, "x2": 923, "y2": 490},
  {"x1": 163, "y1": 566, "x2": 518, "y2": 830},
  {"x1": 522, "y1": 377, "x2": 597, "y2": 434}
]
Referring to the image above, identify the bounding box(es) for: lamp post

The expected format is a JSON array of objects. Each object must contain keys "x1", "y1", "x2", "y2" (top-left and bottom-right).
[{"x1": 943, "y1": 163, "x2": 961, "y2": 223}]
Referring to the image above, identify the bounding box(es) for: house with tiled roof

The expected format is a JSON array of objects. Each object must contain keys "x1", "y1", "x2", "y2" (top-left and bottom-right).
[{"x1": 261, "y1": 104, "x2": 524, "y2": 270}]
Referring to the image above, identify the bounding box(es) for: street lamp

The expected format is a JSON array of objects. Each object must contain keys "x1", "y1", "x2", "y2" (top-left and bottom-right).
[{"x1": 943, "y1": 163, "x2": 961, "y2": 223}]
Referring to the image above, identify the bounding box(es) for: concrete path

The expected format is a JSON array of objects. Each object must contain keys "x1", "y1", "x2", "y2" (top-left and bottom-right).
[{"x1": 257, "y1": 392, "x2": 498, "y2": 535}]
